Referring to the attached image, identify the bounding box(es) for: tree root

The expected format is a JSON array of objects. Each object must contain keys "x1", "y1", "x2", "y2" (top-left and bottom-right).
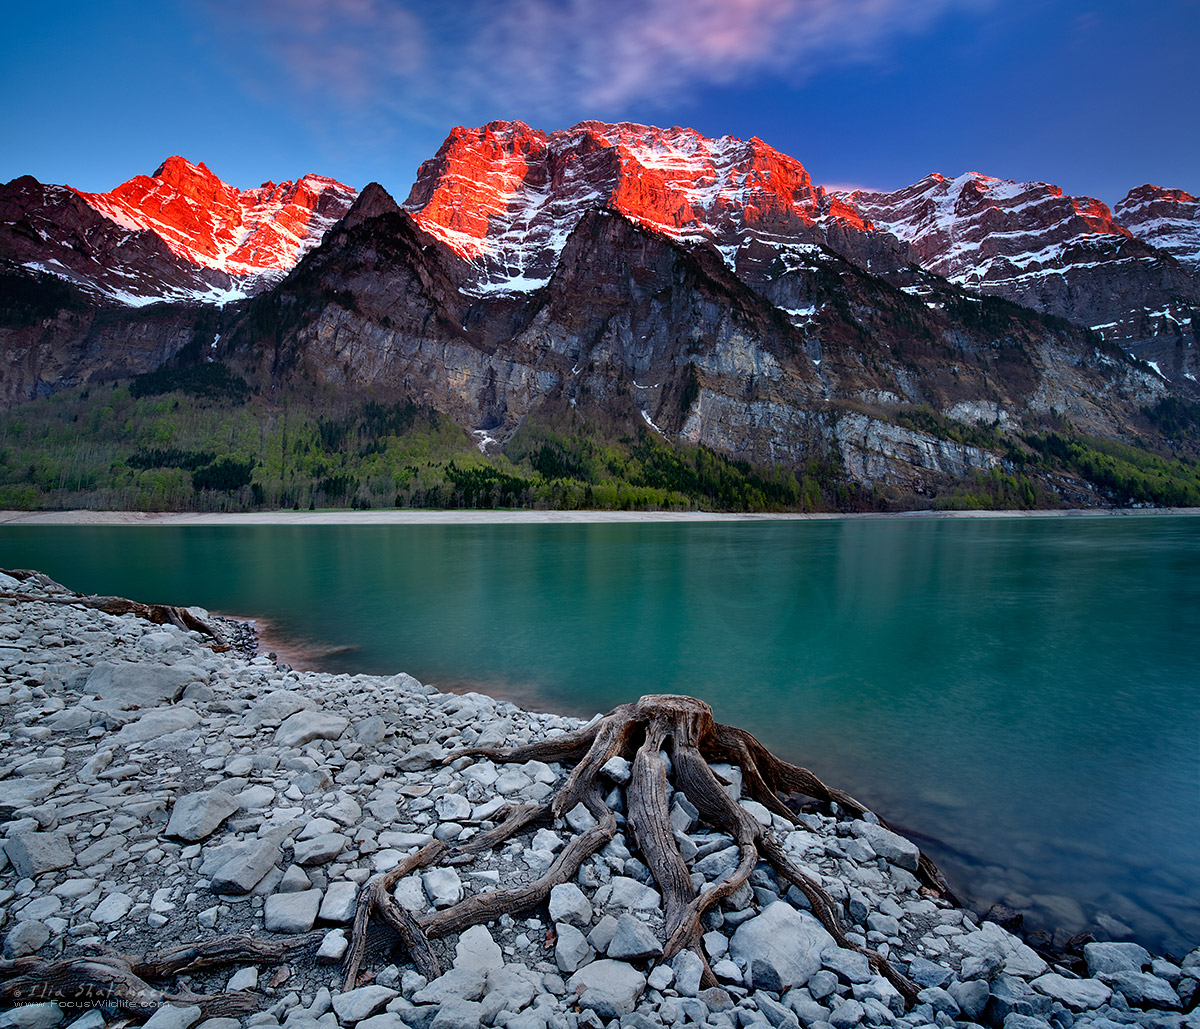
[
  {"x1": 0, "y1": 680, "x2": 952, "y2": 1013},
  {"x1": 0, "y1": 934, "x2": 320, "y2": 1017},
  {"x1": 0, "y1": 568, "x2": 233, "y2": 650},
  {"x1": 345, "y1": 694, "x2": 947, "y2": 1003}
]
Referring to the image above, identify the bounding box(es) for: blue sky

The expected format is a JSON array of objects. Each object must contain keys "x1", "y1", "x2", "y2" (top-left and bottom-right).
[{"x1": 2, "y1": 0, "x2": 1196, "y2": 206}]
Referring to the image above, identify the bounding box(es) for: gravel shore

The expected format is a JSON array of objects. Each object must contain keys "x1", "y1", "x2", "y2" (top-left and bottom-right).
[{"x1": 1, "y1": 570, "x2": 1196, "y2": 1029}]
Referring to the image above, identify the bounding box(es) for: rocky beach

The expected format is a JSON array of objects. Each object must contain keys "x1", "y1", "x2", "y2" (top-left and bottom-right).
[{"x1": 0, "y1": 569, "x2": 1197, "y2": 1029}]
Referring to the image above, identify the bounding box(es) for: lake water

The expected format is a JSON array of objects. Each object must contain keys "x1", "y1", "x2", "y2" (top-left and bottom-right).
[{"x1": 2, "y1": 514, "x2": 1198, "y2": 954}]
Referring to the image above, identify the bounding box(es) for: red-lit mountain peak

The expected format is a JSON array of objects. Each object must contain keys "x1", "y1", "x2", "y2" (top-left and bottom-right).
[
  {"x1": 839, "y1": 171, "x2": 1132, "y2": 285},
  {"x1": 71, "y1": 159, "x2": 357, "y2": 280},
  {"x1": 403, "y1": 121, "x2": 878, "y2": 295}
]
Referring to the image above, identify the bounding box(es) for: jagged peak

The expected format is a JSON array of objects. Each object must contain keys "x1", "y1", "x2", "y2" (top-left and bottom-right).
[
  {"x1": 150, "y1": 155, "x2": 216, "y2": 185},
  {"x1": 340, "y1": 182, "x2": 401, "y2": 230}
]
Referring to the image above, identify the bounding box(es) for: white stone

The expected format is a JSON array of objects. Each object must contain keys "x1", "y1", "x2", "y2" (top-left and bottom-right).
[
  {"x1": 548, "y1": 883, "x2": 593, "y2": 926},
  {"x1": 227, "y1": 966, "x2": 258, "y2": 991},
  {"x1": 140, "y1": 1006, "x2": 202, "y2": 1029},
  {"x1": 166, "y1": 789, "x2": 239, "y2": 842},
  {"x1": 91, "y1": 892, "x2": 133, "y2": 924},
  {"x1": 264, "y1": 890, "x2": 320, "y2": 932},
  {"x1": 555, "y1": 922, "x2": 593, "y2": 973},
  {"x1": 729, "y1": 901, "x2": 835, "y2": 991},
  {"x1": 319, "y1": 880, "x2": 358, "y2": 923},
  {"x1": 317, "y1": 928, "x2": 349, "y2": 964},
  {"x1": 422, "y1": 867, "x2": 464, "y2": 908},
  {"x1": 567, "y1": 959, "x2": 647, "y2": 1018},
  {"x1": 1031, "y1": 972, "x2": 1112, "y2": 1011},
  {"x1": 331, "y1": 985, "x2": 399, "y2": 1023},
  {"x1": 274, "y1": 710, "x2": 348, "y2": 747},
  {"x1": 454, "y1": 924, "x2": 503, "y2": 972}
]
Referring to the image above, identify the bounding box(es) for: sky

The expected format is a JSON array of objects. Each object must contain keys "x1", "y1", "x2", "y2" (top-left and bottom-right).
[{"x1": 2, "y1": 0, "x2": 1197, "y2": 206}]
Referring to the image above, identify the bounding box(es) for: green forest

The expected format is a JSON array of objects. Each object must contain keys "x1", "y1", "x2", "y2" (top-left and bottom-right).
[
  {"x1": 1, "y1": 363, "x2": 1198, "y2": 513},
  {"x1": 0, "y1": 364, "x2": 854, "y2": 513}
]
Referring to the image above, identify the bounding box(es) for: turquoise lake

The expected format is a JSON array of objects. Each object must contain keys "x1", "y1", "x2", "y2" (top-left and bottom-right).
[{"x1": 2, "y1": 514, "x2": 1197, "y2": 953}]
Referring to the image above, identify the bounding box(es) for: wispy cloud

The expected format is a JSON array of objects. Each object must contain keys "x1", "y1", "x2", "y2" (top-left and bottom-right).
[{"x1": 200, "y1": 0, "x2": 988, "y2": 124}]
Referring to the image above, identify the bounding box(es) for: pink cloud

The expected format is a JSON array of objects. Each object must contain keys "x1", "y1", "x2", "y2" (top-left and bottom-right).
[{"x1": 202, "y1": 0, "x2": 990, "y2": 120}]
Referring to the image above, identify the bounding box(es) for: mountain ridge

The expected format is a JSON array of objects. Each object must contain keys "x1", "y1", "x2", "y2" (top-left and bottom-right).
[
  {"x1": 1, "y1": 158, "x2": 357, "y2": 307},
  {"x1": 2, "y1": 124, "x2": 1199, "y2": 511}
]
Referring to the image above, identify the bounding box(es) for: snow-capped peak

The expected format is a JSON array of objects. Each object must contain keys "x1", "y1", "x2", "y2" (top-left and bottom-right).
[{"x1": 70, "y1": 158, "x2": 358, "y2": 279}]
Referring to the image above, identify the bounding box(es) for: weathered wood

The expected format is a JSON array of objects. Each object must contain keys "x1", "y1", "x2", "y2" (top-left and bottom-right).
[
  {"x1": 422, "y1": 795, "x2": 616, "y2": 938},
  {"x1": 134, "y1": 932, "x2": 322, "y2": 978},
  {"x1": 343, "y1": 840, "x2": 447, "y2": 988},
  {"x1": 0, "y1": 953, "x2": 266, "y2": 1017},
  {"x1": 458, "y1": 693, "x2": 929, "y2": 1002},
  {"x1": 0, "y1": 568, "x2": 233, "y2": 649}
]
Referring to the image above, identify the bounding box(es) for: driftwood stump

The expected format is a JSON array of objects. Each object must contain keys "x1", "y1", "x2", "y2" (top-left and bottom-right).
[
  {"x1": 0, "y1": 568, "x2": 234, "y2": 650},
  {"x1": 345, "y1": 694, "x2": 949, "y2": 1002}
]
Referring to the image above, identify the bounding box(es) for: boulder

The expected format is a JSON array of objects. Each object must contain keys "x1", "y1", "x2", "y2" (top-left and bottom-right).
[
  {"x1": 1084, "y1": 941, "x2": 1151, "y2": 976},
  {"x1": 422, "y1": 867, "x2": 464, "y2": 908},
  {"x1": 1030, "y1": 972, "x2": 1112, "y2": 1010},
  {"x1": 274, "y1": 710, "x2": 348, "y2": 747},
  {"x1": 166, "y1": 789, "x2": 239, "y2": 841},
  {"x1": 209, "y1": 839, "x2": 280, "y2": 894},
  {"x1": 317, "y1": 928, "x2": 349, "y2": 964},
  {"x1": 429, "y1": 997, "x2": 485, "y2": 1029},
  {"x1": 672, "y1": 949, "x2": 705, "y2": 997},
  {"x1": 850, "y1": 822, "x2": 920, "y2": 872},
  {"x1": 3, "y1": 920, "x2": 51, "y2": 958},
  {"x1": 601, "y1": 876, "x2": 660, "y2": 911},
  {"x1": 91, "y1": 892, "x2": 133, "y2": 924},
  {"x1": 567, "y1": 959, "x2": 647, "y2": 1018},
  {"x1": 554, "y1": 922, "x2": 593, "y2": 973},
  {"x1": 823, "y1": 946, "x2": 873, "y2": 984},
  {"x1": 396, "y1": 744, "x2": 447, "y2": 771},
  {"x1": 112, "y1": 707, "x2": 200, "y2": 745},
  {"x1": 0, "y1": 1001, "x2": 66, "y2": 1029},
  {"x1": 1104, "y1": 970, "x2": 1180, "y2": 1008},
  {"x1": 548, "y1": 883, "x2": 593, "y2": 926},
  {"x1": 2, "y1": 832, "x2": 74, "y2": 877},
  {"x1": 244, "y1": 690, "x2": 315, "y2": 728},
  {"x1": 264, "y1": 890, "x2": 321, "y2": 932},
  {"x1": 454, "y1": 924, "x2": 503, "y2": 972},
  {"x1": 949, "y1": 978, "x2": 990, "y2": 1020},
  {"x1": 0, "y1": 780, "x2": 58, "y2": 817},
  {"x1": 140, "y1": 1006, "x2": 202, "y2": 1029},
  {"x1": 729, "y1": 902, "x2": 835, "y2": 991},
  {"x1": 293, "y1": 833, "x2": 346, "y2": 866},
  {"x1": 331, "y1": 986, "x2": 399, "y2": 1023},
  {"x1": 607, "y1": 914, "x2": 663, "y2": 961},
  {"x1": 85, "y1": 660, "x2": 203, "y2": 708},
  {"x1": 413, "y1": 967, "x2": 488, "y2": 1004},
  {"x1": 318, "y1": 880, "x2": 358, "y2": 923}
]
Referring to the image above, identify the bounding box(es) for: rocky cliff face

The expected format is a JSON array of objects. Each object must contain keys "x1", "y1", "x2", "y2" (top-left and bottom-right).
[
  {"x1": 1, "y1": 159, "x2": 356, "y2": 306},
  {"x1": 839, "y1": 173, "x2": 1200, "y2": 355},
  {"x1": 1116, "y1": 184, "x2": 1200, "y2": 271},
  {"x1": 219, "y1": 184, "x2": 1168, "y2": 498},
  {"x1": 73, "y1": 157, "x2": 357, "y2": 281}
]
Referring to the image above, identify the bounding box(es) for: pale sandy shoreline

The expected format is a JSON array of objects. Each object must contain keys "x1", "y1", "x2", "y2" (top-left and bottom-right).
[{"x1": 2, "y1": 506, "x2": 1198, "y2": 526}]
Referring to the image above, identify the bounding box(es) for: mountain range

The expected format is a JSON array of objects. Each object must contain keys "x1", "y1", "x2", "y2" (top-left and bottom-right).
[{"x1": 2, "y1": 120, "x2": 1199, "y2": 511}]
